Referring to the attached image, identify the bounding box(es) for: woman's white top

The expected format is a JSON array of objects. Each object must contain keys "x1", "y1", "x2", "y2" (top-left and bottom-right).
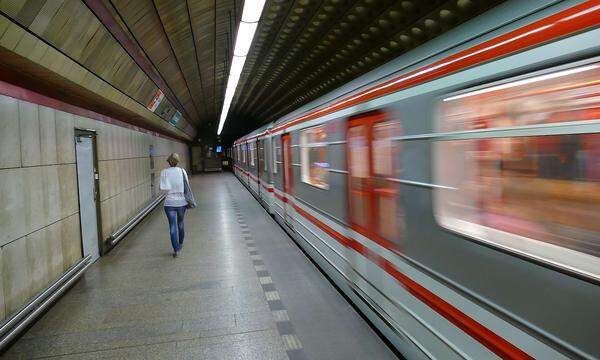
[{"x1": 160, "y1": 166, "x2": 189, "y2": 207}]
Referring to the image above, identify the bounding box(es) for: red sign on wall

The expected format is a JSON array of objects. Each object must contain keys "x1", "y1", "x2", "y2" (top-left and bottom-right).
[{"x1": 147, "y1": 89, "x2": 164, "y2": 112}]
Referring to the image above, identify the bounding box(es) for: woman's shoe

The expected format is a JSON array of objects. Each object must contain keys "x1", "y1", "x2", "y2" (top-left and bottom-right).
[{"x1": 173, "y1": 251, "x2": 179, "y2": 258}]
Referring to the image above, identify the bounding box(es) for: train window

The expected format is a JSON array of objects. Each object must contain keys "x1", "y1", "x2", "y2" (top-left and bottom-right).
[
  {"x1": 242, "y1": 144, "x2": 247, "y2": 164},
  {"x1": 250, "y1": 142, "x2": 256, "y2": 166},
  {"x1": 441, "y1": 62, "x2": 600, "y2": 132},
  {"x1": 300, "y1": 125, "x2": 329, "y2": 189},
  {"x1": 273, "y1": 141, "x2": 278, "y2": 174},
  {"x1": 436, "y1": 62, "x2": 600, "y2": 280},
  {"x1": 264, "y1": 141, "x2": 268, "y2": 171},
  {"x1": 373, "y1": 121, "x2": 401, "y2": 178}
]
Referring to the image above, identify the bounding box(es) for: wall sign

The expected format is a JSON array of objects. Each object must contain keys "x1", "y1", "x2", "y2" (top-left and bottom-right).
[
  {"x1": 147, "y1": 89, "x2": 164, "y2": 112},
  {"x1": 170, "y1": 110, "x2": 182, "y2": 126}
]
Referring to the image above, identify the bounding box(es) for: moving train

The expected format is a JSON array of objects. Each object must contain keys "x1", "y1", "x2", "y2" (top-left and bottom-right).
[{"x1": 233, "y1": 1, "x2": 600, "y2": 358}]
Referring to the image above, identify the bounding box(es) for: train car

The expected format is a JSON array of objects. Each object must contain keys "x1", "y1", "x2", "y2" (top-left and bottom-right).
[{"x1": 233, "y1": 1, "x2": 600, "y2": 358}]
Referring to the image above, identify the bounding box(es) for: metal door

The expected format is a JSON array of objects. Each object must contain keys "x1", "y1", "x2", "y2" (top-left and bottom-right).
[
  {"x1": 75, "y1": 132, "x2": 101, "y2": 262},
  {"x1": 282, "y1": 133, "x2": 294, "y2": 228}
]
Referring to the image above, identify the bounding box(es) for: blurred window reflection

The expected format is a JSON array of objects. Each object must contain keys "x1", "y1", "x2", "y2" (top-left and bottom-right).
[
  {"x1": 273, "y1": 141, "x2": 278, "y2": 174},
  {"x1": 437, "y1": 62, "x2": 600, "y2": 276},
  {"x1": 300, "y1": 125, "x2": 329, "y2": 189},
  {"x1": 442, "y1": 63, "x2": 600, "y2": 132},
  {"x1": 250, "y1": 142, "x2": 256, "y2": 167},
  {"x1": 263, "y1": 141, "x2": 268, "y2": 171}
]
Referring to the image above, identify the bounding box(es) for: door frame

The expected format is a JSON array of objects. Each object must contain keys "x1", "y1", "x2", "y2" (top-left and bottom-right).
[
  {"x1": 74, "y1": 129, "x2": 105, "y2": 256},
  {"x1": 281, "y1": 133, "x2": 294, "y2": 227}
]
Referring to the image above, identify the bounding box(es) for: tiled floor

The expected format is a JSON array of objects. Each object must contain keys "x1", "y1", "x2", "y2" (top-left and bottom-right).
[{"x1": 5, "y1": 173, "x2": 398, "y2": 359}]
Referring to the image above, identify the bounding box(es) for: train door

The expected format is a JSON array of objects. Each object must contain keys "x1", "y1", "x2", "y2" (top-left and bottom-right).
[
  {"x1": 347, "y1": 111, "x2": 402, "y2": 250},
  {"x1": 282, "y1": 133, "x2": 294, "y2": 228},
  {"x1": 258, "y1": 139, "x2": 263, "y2": 197},
  {"x1": 243, "y1": 142, "x2": 249, "y2": 185}
]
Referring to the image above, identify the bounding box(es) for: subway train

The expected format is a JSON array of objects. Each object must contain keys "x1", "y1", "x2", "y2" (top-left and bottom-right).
[{"x1": 233, "y1": 1, "x2": 600, "y2": 359}]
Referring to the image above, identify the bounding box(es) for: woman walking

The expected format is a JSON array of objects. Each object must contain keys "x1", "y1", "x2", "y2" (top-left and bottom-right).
[{"x1": 160, "y1": 153, "x2": 195, "y2": 257}]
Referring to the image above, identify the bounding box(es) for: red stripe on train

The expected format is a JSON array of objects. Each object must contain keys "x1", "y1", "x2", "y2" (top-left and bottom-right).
[
  {"x1": 241, "y1": 175, "x2": 533, "y2": 356},
  {"x1": 280, "y1": 194, "x2": 533, "y2": 359}
]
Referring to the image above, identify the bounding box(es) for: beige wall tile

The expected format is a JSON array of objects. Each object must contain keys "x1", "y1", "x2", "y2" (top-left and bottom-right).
[
  {"x1": 107, "y1": 160, "x2": 117, "y2": 198},
  {"x1": 23, "y1": 167, "x2": 45, "y2": 234},
  {"x1": 39, "y1": 106, "x2": 57, "y2": 165},
  {"x1": 42, "y1": 165, "x2": 61, "y2": 224},
  {"x1": 98, "y1": 160, "x2": 109, "y2": 201},
  {"x1": 0, "y1": 168, "x2": 26, "y2": 246},
  {"x1": 0, "y1": 248, "x2": 5, "y2": 321},
  {"x1": 19, "y1": 101, "x2": 41, "y2": 167},
  {"x1": 2, "y1": 238, "x2": 31, "y2": 316},
  {"x1": 100, "y1": 198, "x2": 111, "y2": 240},
  {"x1": 106, "y1": 124, "x2": 116, "y2": 160},
  {"x1": 116, "y1": 159, "x2": 124, "y2": 194},
  {"x1": 96, "y1": 123, "x2": 108, "y2": 161},
  {"x1": 55, "y1": 111, "x2": 75, "y2": 164},
  {"x1": 61, "y1": 213, "x2": 81, "y2": 270},
  {"x1": 73, "y1": 114, "x2": 96, "y2": 131},
  {"x1": 46, "y1": 220, "x2": 64, "y2": 281},
  {"x1": 57, "y1": 164, "x2": 77, "y2": 218},
  {"x1": 0, "y1": 95, "x2": 21, "y2": 168},
  {"x1": 26, "y1": 227, "x2": 50, "y2": 296},
  {"x1": 125, "y1": 158, "x2": 133, "y2": 189}
]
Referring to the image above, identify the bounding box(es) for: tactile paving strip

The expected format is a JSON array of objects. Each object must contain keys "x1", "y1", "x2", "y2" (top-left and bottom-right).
[{"x1": 226, "y1": 184, "x2": 308, "y2": 360}]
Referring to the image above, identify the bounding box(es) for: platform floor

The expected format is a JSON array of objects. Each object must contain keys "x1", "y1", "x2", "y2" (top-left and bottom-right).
[{"x1": 5, "y1": 173, "x2": 398, "y2": 359}]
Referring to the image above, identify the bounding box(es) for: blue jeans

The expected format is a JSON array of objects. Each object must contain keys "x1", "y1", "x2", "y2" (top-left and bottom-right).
[{"x1": 164, "y1": 206, "x2": 186, "y2": 252}]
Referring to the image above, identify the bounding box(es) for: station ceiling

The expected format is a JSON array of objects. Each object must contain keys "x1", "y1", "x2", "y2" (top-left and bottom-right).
[
  {"x1": 98, "y1": 0, "x2": 506, "y2": 140},
  {"x1": 0, "y1": 0, "x2": 505, "y2": 142}
]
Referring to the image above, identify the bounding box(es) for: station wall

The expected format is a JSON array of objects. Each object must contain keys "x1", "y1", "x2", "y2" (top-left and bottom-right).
[{"x1": 0, "y1": 93, "x2": 189, "y2": 322}]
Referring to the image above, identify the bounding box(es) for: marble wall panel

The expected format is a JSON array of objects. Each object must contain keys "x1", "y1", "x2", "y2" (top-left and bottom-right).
[
  {"x1": 3, "y1": 238, "x2": 31, "y2": 315},
  {"x1": 0, "y1": 249, "x2": 5, "y2": 320},
  {"x1": 0, "y1": 96, "x2": 21, "y2": 168},
  {"x1": 39, "y1": 106, "x2": 57, "y2": 165},
  {"x1": 0, "y1": 168, "x2": 26, "y2": 246},
  {"x1": 41, "y1": 165, "x2": 61, "y2": 225},
  {"x1": 19, "y1": 101, "x2": 41, "y2": 167},
  {"x1": 60, "y1": 213, "x2": 81, "y2": 270},
  {"x1": 46, "y1": 220, "x2": 64, "y2": 281},
  {"x1": 57, "y1": 164, "x2": 78, "y2": 218},
  {"x1": 26, "y1": 227, "x2": 50, "y2": 297},
  {"x1": 55, "y1": 111, "x2": 75, "y2": 164},
  {"x1": 22, "y1": 167, "x2": 45, "y2": 235}
]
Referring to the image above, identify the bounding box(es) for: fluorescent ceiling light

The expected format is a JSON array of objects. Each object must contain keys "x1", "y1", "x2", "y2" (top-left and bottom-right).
[
  {"x1": 233, "y1": 22, "x2": 259, "y2": 57},
  {"x1": 242, "y1": 0, "x2": 266, "y2": 22},
  {"x1": 217, "y1": 0, "x2": 266, "y2": 135},
  {"x1": 229, "y1": 55, "x2": 246, "y2": 78}
]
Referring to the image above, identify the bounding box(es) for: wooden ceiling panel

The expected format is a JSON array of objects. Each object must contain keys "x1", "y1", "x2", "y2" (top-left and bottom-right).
[
  {"x1": 110, "y1": 0, "x2": 201, "y2": 122},
  {"x1": 154, "y1": 0, "x2": 208, "y2": 121}
]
